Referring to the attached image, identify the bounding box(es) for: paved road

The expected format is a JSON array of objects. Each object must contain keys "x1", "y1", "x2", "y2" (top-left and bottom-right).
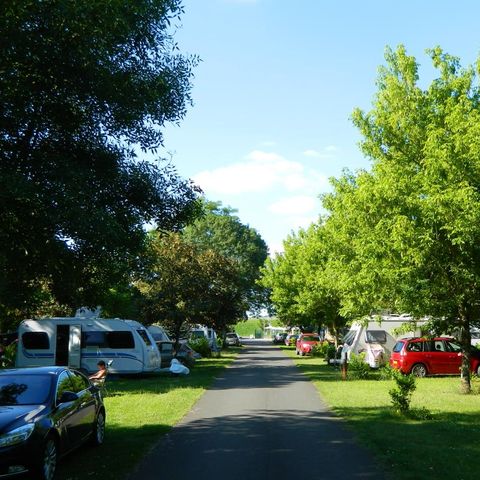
[{"x1": 129, "y1": 340, "x2": 385, "y2": 480}]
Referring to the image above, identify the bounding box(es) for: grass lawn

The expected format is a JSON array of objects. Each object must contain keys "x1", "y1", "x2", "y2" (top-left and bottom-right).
[
  {"x1": 282, "y1": 346, "x2": 480, "y2": 480},
  {"x1": 57, "y1": 350, "x2": 239, "y2": 480}
]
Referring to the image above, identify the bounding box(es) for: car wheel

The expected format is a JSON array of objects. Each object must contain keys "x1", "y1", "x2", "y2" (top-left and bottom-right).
[
  {"x1": 35, "y1": 435, "x2": 57, "y2": 480},
  {"x1": 91, "y1": 411, "x2": 106, "y2": 446},
  {"x1": 411, "y1": 363, "x2": 427, "y2": 377},
  {"x1": 476, "y1": 364, "x2": 480, "y2": 376},
  {"x1": 300, "y1": 351, "x2": 305, "y2": 357}
]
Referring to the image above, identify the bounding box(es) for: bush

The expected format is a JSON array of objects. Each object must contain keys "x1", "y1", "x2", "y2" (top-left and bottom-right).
[
  {"x1": 0, "y1": 343, "x2": 16, "y2": 368},
  {"x1": 348, "y1": 353, "x2": 371, "y2": 379},
  {"x1": 189, "y1": 338, "x2": 212, "y2": 358},
  {"x1": 389, "y1": 369, "x2": 416, "y2": 414},
  {"x1": 311, "y1": 341, "x2": 336, "y2": 362},
  {"x1": 378, "y1": 364, "x2": 395, "y2": 380}
]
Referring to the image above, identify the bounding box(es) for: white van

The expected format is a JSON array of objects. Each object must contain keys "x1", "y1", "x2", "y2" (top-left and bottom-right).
[
  {"x1": 341, "y1": 315, "x2": 425, "y2": 368},
  {"x1": 190, "y1": 325, "x2": 218, "y2": 349},
  {"x1": 16, "y1": 316, "x2": 161, "y2": 374},
  {"x1": 147, "y1": 324, "x2": 171, "y2": 342}
]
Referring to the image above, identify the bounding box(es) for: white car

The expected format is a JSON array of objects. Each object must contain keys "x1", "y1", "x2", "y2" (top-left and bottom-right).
[{"x1": 225, "y1": 332, "x2": 240, "y2": 346}]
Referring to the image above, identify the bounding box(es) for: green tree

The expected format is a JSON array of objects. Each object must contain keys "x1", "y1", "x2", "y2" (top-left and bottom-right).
[
  {"x1": 0, "y1": 1, "x2": 200, "y2": 326},
  {"x1": 136, "y1": 232, "x2": 247, "y2": 344},
  {"x1": 183, "y1": 200, "x2": 269, "y2": 314},
  {"x1": 260, "y1": 224, "x2": 346, "y2": 341},
  {"x1": 324, "y1": 45, "x2": 480, "y2": 392}
]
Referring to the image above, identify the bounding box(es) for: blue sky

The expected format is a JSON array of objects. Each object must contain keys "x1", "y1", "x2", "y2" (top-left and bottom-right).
[{"x1": 156, "y1": 0, "x2": 480, "y2": 253}]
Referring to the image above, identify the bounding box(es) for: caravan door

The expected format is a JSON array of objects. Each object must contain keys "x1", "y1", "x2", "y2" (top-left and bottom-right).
[{"x1": 68, "y1": 324, "x2": 82, "y2": 368}]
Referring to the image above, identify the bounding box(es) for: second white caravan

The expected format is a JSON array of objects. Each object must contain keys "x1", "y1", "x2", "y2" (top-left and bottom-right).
[
  {"x1": 16, "y1": 316, "x2": 161, "y2": 374},
  {"x1": 341, "y1": 315, "x2": 425, "y2": 368}
]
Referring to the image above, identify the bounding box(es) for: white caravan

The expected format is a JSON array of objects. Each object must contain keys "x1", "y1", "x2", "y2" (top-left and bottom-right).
[
  {"x1": 341, "y1": 315, "x2": 425, "y2": 368},
  {"x1": 147, "y1": 324, "x2": 171, "y2": 342},
  {"x1": 16, "y1": 316, "x2": 161, "y2": 374}
]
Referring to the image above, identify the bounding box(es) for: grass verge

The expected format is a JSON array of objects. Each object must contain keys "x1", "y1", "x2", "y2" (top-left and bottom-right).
[
  {"x1": 282, "y1": 346, "x2": 480, "y2": 480},
  {"x1": 57, "y1": 350, "x2": 239, "y2": 480}
]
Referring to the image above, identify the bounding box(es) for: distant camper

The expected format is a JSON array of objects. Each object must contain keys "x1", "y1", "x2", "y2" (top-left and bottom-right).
[{"x1": 16, "y1": 317, "x2": 161, "y2": 375}]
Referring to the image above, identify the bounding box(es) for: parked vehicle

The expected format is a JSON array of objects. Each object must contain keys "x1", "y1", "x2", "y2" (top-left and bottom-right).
[
  {"x1": 341, "y1": 315, "x2": 425, "y2": 368},
  {"x1": 156, "y1": 341, "x2": 196, "y2": 369},
  {"x1": 470, "y1": 328, "x2": 480, "y2": 348},
  {"x1": 296, "y1": 333, "x2": 321, "y2": 356},
  {"x1": 147, "y1": 324, "x2": 171, "y2": 342},
  {"x1": 0, "y1": 366, "x2": 105, "y2": 480},
  {"x1": 16, "y1": 316, "x2": 161, "y2": 375},
  {"x1": 390, "y1": 337, "x2": 480, "y2": 377},
  {"x1": 225, "y1": 332, "x2": 240, "y2": 346},
  {"x1": 272, "y1": 332, "x2": 287, "y2": 344},
  {"x1": 189, "y1": 326, "x2": 218, "y2": 350}
]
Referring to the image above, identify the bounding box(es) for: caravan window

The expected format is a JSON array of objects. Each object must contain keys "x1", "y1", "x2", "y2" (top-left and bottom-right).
[
  {"x1": 82, "y1": 331, "x2": 135, "y2": 349},
  {"x1": 82, "y1": 331, "x2": 107, "y2": 348},
  {"x1": 106, "y1": 331, "x2": 134, "y2": 349},
  {"x1": 365, "y1": 330, "x2": 387, "y2": 344},
  {"x1": 136, "y1": 330, "x2": 152, "y2": 346},
  {"x1": 342, "y1": 330, "x2": 357, "y2": 346},
  {"x1": 22, "y1": 332, "x2": 49, "y2": 350}
]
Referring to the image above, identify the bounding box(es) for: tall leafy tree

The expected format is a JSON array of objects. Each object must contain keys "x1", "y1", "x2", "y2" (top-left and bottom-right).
[
  {"x1": 137, "y1": 232, "x2": 246, "y2": 343},
  {"x1": 324, "y1": 45, "x2": 480, "y2": 392},
  {"x1": 183, "y1": 200, "x2": 269, "y2": 314},
  {"x1": 0, "y1": 1, "x2": 200, "y2": 326}
]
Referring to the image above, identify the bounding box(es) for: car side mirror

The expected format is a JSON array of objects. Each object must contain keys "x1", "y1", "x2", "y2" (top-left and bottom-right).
[{"x1": 58, "y1": 391, "x2": 78, "y2": 403}]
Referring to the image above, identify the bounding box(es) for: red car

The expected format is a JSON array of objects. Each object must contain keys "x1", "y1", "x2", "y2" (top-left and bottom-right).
[
  {"x1": 389, "y1": 337, "x2": 480, "y2": 377},
  {"x1": 295, "y1": 333, "x2": 321, "y2": 356}
]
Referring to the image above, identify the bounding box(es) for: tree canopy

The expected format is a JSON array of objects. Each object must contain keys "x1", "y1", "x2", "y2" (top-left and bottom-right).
[
  {"x1": 261, "y1": 45, "x2": 480, "y2": 392},
  {"x1": 183, "y1": 200, "x2": 269, "y2": 314},
  {"x1": 0, "y1": 1, "x2": 200, "y2": 326}
]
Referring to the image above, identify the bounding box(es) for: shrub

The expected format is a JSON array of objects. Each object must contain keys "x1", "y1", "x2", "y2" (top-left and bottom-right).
[
  {"x1": 389, "y1": 369, "x2": 416, "y2": 414},
  {"x1": 378, "y1": 364, "x2": 395, "y2": 380},
  {"x1": 0, "y1": 343, "x2": 16, "y2": 368},
  {"x1": 348, "y1": 352, "x2": 371, "y2": 379},
  {"x1": 189, "y1": 338, "x2": 211, "y2": 358},
  {"x1": 311, "y1": 341, "x2": 337, "y2": 362}
]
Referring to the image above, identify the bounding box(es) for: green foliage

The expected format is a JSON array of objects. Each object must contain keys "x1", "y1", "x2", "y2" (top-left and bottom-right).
[
  {"x1": 183, "y1": 200, "x2": 269, "y2": 317},
  {"x1": 137, "y1": 232, "x2": 246, "y2": 341},
  {"x1": 311, "y1": 341, "x2": 336, "y2": 361},
  {"x1": 0, "y1": 343, "x2": 17, "y2": 368},
  {"x1": 234, "y1": 319, "x2": 263, "y2": 337},
  {"x1": 189, "y1": 338, "x2": 212, "y2": 358},
  {"x1": 348, "y1": 353, "x2": 371, "y2": 380},
  {"x1": 378, "y1": 364, "x2": 395, "y2": 381},
  {"x1": 389, "y1": 369, "x2": 416, "y2": 414},
  {"x1": 259, "y1": 226, "x2": 347, "y2": 334},
  {"x1": 0, "y1": 0, "x2": 200, "y2": 326}
]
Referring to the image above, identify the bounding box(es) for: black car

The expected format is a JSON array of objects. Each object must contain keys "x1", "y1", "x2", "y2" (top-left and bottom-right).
[{"x1": 0, "y1": 366, "x2": 105, "y2": 480}]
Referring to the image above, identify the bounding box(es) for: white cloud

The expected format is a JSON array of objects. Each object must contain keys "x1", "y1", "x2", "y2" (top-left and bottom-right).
[
  {"x1": 193, "y1": 150, "x2": 328, "y2": 196},
  {"x1": 303, "y1": 145, "x2": 339, "y2": 159}
]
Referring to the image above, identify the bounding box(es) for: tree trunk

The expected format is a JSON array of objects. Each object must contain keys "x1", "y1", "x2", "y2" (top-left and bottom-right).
[{"x1": 458, "y1": 309, "x2": 472, "y2": 394}]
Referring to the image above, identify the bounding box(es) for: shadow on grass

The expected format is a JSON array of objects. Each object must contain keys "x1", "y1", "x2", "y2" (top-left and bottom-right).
[
  {"x1": 56, "y1": 423, "x2": 172, "y2": 480},
  {"x1": 331, "y1": 406, "x2": 480, "y2": 480}
]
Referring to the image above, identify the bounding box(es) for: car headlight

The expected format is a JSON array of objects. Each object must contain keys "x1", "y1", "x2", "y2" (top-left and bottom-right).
[{"x1": 0, "y1": 424, "x2": 35, "y2": 448}]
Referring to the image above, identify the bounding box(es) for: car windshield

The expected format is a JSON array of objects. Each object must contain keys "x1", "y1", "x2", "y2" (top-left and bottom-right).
[
  {"x1": 0, "y1": 374, "x2": 52, "y2": 405},
  {"x1": 302, "y1": 336, "x2": 319, "y2": 342},
  {"x1": 226, "y1": 334, "x2": 237, "y2": 338}
]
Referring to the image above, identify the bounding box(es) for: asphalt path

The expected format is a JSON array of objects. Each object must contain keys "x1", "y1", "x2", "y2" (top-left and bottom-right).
[{"x1": 129, "y1": 339, "x2": 385, "y2": 480}]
